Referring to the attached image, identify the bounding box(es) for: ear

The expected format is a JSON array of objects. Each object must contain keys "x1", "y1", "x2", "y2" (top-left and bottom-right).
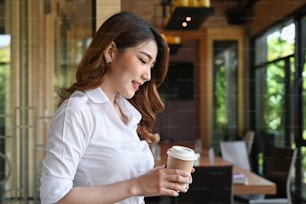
[{"x1": 103, "y1": 41, "x2": 117, "y2": 63}]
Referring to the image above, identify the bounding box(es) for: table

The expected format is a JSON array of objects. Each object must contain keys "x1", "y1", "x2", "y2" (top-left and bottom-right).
[{"x1": 155, "y1": 142, "x2": 276, "y2": 195}]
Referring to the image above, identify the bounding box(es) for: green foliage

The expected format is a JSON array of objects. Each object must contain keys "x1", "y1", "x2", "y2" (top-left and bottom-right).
[
  {"x1": 264, "y1": 25, "x2": 295, "y2": 132},
  {"x1": 0, "y1": 45, "x2": 10, "y2": 114},
  {"x1": 303, "y1": 60, "x2": 306, "y2": 141},
  {"x1": 267, "y1": 29, "x2": 294, "y2": 62},
  {"x1": 0, "y1": 45, "x2": 10, "y2": 63},
  {"x1": 215, "y1": 65, "x2": 227, "y2": 129},
  {"x1": 264, "y1": 62, "x2": 285, "y2": 131}
]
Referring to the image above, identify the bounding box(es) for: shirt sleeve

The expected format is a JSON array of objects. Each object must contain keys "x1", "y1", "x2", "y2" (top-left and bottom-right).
[{"x1": 40, "y1": 100, "x2": 92, "y2": 204}]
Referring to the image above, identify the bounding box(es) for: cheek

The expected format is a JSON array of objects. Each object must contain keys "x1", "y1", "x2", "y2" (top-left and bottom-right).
[
  {"x1": 111, "y1": 58, "x2": 129, "y2": 76},
  {"x1": 117, "y1": 58, "x2": 139, "y2": 76},
  {"x1": 111, "y1": 65, "x2": 133, "y2": 85},
  {"x1": 111, "y1": 54, "x2": 140, "y2": 81}
]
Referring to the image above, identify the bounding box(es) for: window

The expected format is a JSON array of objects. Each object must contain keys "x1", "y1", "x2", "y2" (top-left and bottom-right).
[
  {"x1": 213, "y1": 41, "x2": 238, "y2": 143},
  {"x1": 253, "y1": 18, "x2": 306, "y2": 200},
  {"x1": 0, "y1": 34, "x2": 10, "y2": 186},
  {"x1": 254, "y1": 22, "x2": 295, "y2": 148}
]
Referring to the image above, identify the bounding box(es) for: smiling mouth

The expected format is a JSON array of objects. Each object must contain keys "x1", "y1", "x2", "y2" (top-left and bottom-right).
[{"x1": 132, "y1": 81, "x2": 141, "y2": 91}]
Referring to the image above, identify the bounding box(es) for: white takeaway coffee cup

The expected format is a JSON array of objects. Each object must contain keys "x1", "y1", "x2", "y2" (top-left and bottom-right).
[{"x1": 166, "y1": 145, "x2": 195, "y2": 173}]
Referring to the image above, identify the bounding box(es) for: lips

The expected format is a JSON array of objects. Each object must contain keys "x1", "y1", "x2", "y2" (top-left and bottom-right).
[{"x1": 132, "y1": 81, "x2": 142, "y2": 91}]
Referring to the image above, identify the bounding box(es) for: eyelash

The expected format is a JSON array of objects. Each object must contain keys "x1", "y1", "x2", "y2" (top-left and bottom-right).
[
  {"x1": 139, "y1": 57, "x2": 154, "y2": 69},
  {"x1": 139, "y1": 58, "x2": 147, "y2": 64}
]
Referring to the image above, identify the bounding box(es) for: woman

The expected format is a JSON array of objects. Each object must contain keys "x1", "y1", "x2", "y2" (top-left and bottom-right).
[{"x1": 40, "y1": 11, "x2": 192, "y2": 204}]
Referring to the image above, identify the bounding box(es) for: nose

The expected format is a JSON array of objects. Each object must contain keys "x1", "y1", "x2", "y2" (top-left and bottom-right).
[{"x1": 143, "y1": 66, "x2": 151, "y2": 82}]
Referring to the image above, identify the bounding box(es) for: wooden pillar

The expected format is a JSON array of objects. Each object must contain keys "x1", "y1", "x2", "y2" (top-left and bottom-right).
[{"x1": 95, "y1": 0, "x2": 120, "y2": 29}]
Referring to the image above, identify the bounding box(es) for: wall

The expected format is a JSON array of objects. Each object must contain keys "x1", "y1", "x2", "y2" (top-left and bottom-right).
[
  {"x1": 121, "y1": 0, "x2": 245, "y2": 30},
  {"x1": 157, "y1": 40, "x2": 199, "y2": 142},
  {"x1": 248, "y1": 0, "x2": 306, "y2": 36},
  {"x1": 96, "y1": 0, "x2": 120, "y2": 28},
  {"x1": 121, "y1": 0, "x2": 161, "y2": 25}
]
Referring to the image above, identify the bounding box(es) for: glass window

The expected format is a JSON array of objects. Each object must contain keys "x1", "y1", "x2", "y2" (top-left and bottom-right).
[
  {"x1": 253, "y1": 20, "x2": 305, "y2": 199},
  {"x1": 0, "y1": 34, "x2": 10, "y2": 186},
  {"x1": 254, "y1": 23, "x2": 295, "y2": 146},
  {"x1": 0, "y1": 0, "x2": 95, "y2": 201},
  {"x1": 267, "y1": 24, "x2": 295, "y2": 61},
  {"x1": 301, "y1": 15, "x2": 306, "y2": 200},
  {"x1": 213, "y1": 41, "x2": 238, "y2": 144}
]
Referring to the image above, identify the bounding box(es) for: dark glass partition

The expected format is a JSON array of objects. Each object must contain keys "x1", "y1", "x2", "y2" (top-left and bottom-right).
[{"x1": 213, "y1": 41, "x2": 238, "y2": 147}]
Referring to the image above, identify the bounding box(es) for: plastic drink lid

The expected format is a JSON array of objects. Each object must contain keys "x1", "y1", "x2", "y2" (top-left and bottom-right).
[{"x1": 167, "y1": 145, "x2": 195, "y2": 161}]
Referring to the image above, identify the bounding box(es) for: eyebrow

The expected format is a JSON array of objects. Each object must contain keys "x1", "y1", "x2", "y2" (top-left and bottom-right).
[
  {"x1": 139, "y1": 51, "x2": 156, "y2": 65},
  {"x1": 140, "y1": 51, "x2": 153, "y2": 60}
]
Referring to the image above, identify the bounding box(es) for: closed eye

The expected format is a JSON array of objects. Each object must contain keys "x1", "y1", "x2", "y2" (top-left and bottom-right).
[
  {"x1": 139, "y1": 58, "x2": 147, "y2": 64},
  {"x1": 139, "y1": 51, "x2": 155, "y2": 68}
]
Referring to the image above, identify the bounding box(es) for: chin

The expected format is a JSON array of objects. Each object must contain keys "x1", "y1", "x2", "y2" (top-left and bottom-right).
[{"x1": 123, "y1": 92, "x2": 136, "y2": 99}]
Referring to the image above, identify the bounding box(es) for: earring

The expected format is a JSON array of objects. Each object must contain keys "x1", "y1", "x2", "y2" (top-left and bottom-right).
[{"x1": 105, "y1": 57, "x2": 111, "y2": 63}]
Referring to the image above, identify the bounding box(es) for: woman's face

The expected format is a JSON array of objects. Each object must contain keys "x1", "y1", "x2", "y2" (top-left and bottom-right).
[{"x1": 106, "y1": 39, "x2": 158, "y2": 99}]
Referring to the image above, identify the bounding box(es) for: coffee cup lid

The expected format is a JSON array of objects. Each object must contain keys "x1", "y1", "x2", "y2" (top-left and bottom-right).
[{"x1": 167, "y1": 145, "x2": 195, "y2": 161}]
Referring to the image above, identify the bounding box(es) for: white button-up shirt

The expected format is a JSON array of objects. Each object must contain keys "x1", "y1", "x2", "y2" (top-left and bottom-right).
[{"x1": 40, "y1": 87, "x2": 154, "y2": 204}]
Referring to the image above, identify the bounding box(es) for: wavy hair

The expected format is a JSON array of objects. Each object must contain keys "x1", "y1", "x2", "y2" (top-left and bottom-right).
[{"x1": 60, "y1": 11, "x2": 169, "y2": 143}]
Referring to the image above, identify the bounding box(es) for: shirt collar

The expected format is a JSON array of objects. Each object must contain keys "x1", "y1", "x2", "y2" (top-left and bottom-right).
[
  {"x1": 85, "y1": 87, "x2": 142, "y2": 124},
  {"x1": 85, "y1": 87, "x2": 109, "y2": 104},
  {"x1": 115, "y1": 94, "x2": 141, "y2": 123}
]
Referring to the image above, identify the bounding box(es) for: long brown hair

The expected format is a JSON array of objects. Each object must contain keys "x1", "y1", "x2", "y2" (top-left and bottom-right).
[{"x1": 60, "y1": 12, "x2": 169, "y2": 143}]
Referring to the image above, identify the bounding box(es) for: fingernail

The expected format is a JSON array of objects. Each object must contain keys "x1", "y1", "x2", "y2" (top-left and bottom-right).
[{"x1": 188, "y1": 179, "x2": 193, "y2": 184}]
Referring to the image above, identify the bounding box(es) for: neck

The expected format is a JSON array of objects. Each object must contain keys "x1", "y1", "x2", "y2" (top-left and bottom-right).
[{"x1": 100, "y1": 82, "x2": 117, "y2": 104}]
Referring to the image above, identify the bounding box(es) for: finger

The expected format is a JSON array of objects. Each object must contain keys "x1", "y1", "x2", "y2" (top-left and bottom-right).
[
  {"x1": 166, "y1": 174, "x2": 190, "y2": 184},
  {"x1": 189, "y1": 176, "x2": 193, "y2": 184},
  {"x1": 161, "y1": 188, "x2": 180, "y2": 197},
  {"x1": 166, "y1": 168, "x2": 191, "y2": 177},
  {"x1": 165, "y1": 169, "x2": 192, "y2": 184},
  {"x1": 165, "y1": 181, "x2": 189, "y2": 193}
]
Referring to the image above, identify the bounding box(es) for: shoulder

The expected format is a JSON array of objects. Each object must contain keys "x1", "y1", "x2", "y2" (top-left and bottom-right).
[
  {"x1": 56, "y1": 91, "x2": 90, "y2": 118},
  {"x1": 50, "y1": 91, "x2": 97, "y2": 135},
  {"x1": 62, "y1": 88, "x2": 109, "y2": 111},
  {"x1": 54, "y1": 89, "x2": 104, "y2": 122}
]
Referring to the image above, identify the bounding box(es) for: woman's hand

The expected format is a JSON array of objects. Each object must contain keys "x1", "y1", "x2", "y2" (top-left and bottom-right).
[
  {"x1": 56, "y1": 166, "x2": 194, "y2": 204},
  {"x1": 130, "y1": 165, "x2": 193, "y2": 197}
]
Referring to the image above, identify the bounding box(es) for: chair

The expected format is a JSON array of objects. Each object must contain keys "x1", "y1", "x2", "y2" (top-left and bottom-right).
[
  {"x1": 220, "y1": 140, "x2": 261, "y2": 203},
  {"x1": 220, "y1": 140, "x2": 251, "y2": 170},
  {"x1": 238, "y1": 147, "x2": 298, "y2": 204},
  {"x1": 252, "y1": 147, "x2": 297, "y2": 204},
  {"x1": 177, "y1": 165, "x2": 233, "y2": 204}
]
